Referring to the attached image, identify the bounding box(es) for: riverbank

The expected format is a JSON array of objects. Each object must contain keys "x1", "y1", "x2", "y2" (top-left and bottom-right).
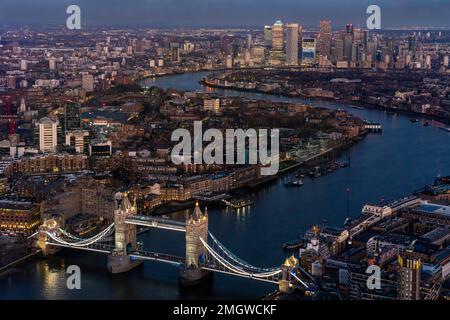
[
  {"x1": 277, "y1": 136, "x2": 362, "y2": 175},
  {"x1": 139, "y1": 69, "x2": 450, "y2": 125},
  {"x1": 145, "y1": 135, "x2": 362, "y2": 216},
  {"x1": 137, "y1": 66, "x2": 295, "y2": 83},
  {"x1": 200, "y1": 78, "x2": 450, "y2": 126}
]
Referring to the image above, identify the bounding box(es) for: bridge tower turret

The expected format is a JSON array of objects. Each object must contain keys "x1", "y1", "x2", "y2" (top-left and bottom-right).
[
  {"x1": 107, "y1": 192, "x2": 142, "y2": 274},
  {"x1": 279, "y1": 255, "x2": 299, "y2": 294},
  {"x1": 180, "y1": 201, "x2": 212, "y2": 286},
  {"x1": 36, "y1": 218, "x2": 61, "y2": 256},
  {"x1": 186, "y1": 201, "x2": 208, "y2": 267}
]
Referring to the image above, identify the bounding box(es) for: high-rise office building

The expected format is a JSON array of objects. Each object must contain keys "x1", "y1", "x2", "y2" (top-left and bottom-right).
[
  {"x1": 408, "y1": 35, "x2": 416, "y2": 55},
  {"x1": 397, "y1": 251, "x2": 421, "y2": 300},
  {"x1": 353, "y1": 28, "x2": 363, "y2": 43},
  {"x1": 64, "y1": 101, "x2": 81, "y2": 132},
  {"x1": 246, "y1": 33, "x2": 252, "y2": 51},
  {"x1": 36, "y1": 117, "x2": 58, "y2": 153},
  {"x1": 286, "y1": 23, "x2": 299, "y2": 65},
  {"x1": 82, "y1": 73, "x2": 94, "y2": 92},
  {"x1": 49, "y1": 57, "x2": 57, "y2": 70},
  {"x1": 20, "y1": 59, "x2": 28, "y2": 71},
  {"x1": 346, "y1": 23, "x2": 354, "y2": 34},
  {"x1": 319, "y1": 20, "x2": 332, "y2": 58},
  {"x1": 264, "y1": 25, "x2": 273, "y2": 47},
  {"x1": 272, "y1": 20, "x2": 284, "y2": 51},
  {"x1": 170, "y1": 42, "x2": 180, "y2": 63},
  {"x1": 302, "y1": 38, "x2": 317, "y2": 64},
  {"x1": 352, "y1": 42, "x2": 358, "y2": 62},
  {"x1": 362, "y1": 30, "x2": 369, "y2": 49},
  {"x1": 344, "y1": 33, "x2": 354, "y2": 61},
  {"x1": 333, "y1": 38, "x2": 344, "y2": 63}
]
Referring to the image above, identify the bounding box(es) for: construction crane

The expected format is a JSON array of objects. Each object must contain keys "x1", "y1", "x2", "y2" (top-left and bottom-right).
[{"x1": 1, "y1": 95, "x2": 18, "y2": 135}]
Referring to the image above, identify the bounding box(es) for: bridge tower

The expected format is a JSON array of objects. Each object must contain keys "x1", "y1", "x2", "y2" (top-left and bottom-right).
[
  {"x1": 36, "y1": 218, "x2": 61, "y2": 256},
  {"x1": 107, "y1": 192, "x2": 142, "y2": 274},
  {"x1": 279, "y1": 255, "x2": 299, "y2": 294},
  {"x1": 180, "y1": 201, "x2": 212, "y2": 286}
]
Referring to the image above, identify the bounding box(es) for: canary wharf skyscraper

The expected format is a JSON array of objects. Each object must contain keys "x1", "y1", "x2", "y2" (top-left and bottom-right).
[
  {"x1": 272, "y1": 20, "x2": 284, "y2": 51},
  {"x1": 286, "y1": 23, "x2": 299, "y2": 65},
  {"x1": 319, "y1": 20, "x2": 332, "y2": 58},
  {"x1": 264, "y1": 25, "x2": 273, "y2": 47}
]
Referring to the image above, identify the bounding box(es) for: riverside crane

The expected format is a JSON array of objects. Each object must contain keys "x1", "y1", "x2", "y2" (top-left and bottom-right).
[{"x1": 0, "y1": 95, "x2": 18, "y2": 135}]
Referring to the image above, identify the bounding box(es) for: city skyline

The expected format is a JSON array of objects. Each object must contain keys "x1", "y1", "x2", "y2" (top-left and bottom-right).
[{"x1": 1, "y1": 0, "x2": 450, "y2": 29}]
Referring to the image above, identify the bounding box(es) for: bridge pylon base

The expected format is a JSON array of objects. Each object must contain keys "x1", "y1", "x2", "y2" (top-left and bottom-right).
[
  {"x1": 107, "y1": 253, "x2": 143, "y2": 274},
  {"x1": 37, "y1": 243, "x2": 60, "y2": 257},
  {"x1": 279, "y1": 279, "x2": 294, "y2": 294},
  {"x1": 179, "y1": 267, "x2": 213, "y2": 287}
]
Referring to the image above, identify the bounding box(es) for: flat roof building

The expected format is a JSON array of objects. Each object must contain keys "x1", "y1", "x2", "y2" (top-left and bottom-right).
[{"x1": 0, "y1": 198, "x2": 41, "y2": 235}]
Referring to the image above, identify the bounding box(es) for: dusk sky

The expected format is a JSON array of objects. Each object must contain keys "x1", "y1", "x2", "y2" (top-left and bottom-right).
[{"x1": 0, "y1": 0, "x2": 449, "y2": 28}]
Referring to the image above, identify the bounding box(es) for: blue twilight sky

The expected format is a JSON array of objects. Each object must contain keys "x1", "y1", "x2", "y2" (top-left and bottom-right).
[{"x1": 0, "y1": 0, "x2": 449, "y2": 28}]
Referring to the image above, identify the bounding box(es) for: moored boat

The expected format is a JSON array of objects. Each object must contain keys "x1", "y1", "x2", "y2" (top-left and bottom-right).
[
  {"x1": 282, "y1": 239, "x2": 304, "y2": 251},
  {"x1": 284, "y1": 178, "x2": 304, "y2": 187}
]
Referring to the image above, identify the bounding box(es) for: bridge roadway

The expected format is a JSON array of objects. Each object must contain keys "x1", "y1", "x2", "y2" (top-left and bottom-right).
[
  {"x1": 125, "y1": 215, "x2": 186, "y2": 232},
  {"x1": 201, "y1": 265, "x2": 279, "y2": 284},
  {"x1": 45, "y1": 241, "x2": 115, "y2": 254},
  {"x1": 129, "y1": 251, "x2": 185, "y2": 267},
  {"x1": 46, "y1": 240, "x2": 186, "y2": 266}
]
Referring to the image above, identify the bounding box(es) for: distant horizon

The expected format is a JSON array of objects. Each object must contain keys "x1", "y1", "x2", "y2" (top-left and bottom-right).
[
  {"x1": 1, "y1": 24, "x2": 450, "y2": 32},
  {"x1": 1, "y1": 0, "x2": 449, "y2": 29}
]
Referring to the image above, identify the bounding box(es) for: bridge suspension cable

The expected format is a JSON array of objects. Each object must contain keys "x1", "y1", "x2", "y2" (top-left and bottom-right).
[
  {"x1": 27, "y1": 231, "x2": 39, "y2": 239},
  {"x1": 57, "y1": 228, "x2": 86, "y2": 241},
  {"x1": 56, "y1": 226, "x2": 115, "y2": 242},
  {"x1": 290, "y1": 271, "x2": 309, "y2": 288},
  {"x1": 200, "y1": 237, "x2": 281, "y2": 278},
  {"x1": 45, "y1": 223, "x2": 115, "y2": 247},
  {"x1": 208, "y1": 232, "x2": 279, "y2": 273}
]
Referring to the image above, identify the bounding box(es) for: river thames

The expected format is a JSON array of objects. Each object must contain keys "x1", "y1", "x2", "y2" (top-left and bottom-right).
[{"x1": 1, "y1": 72, "x2": 449, "y2": 299}]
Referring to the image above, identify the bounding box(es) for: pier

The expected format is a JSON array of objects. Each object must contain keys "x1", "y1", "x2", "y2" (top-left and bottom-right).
[{"x1": 221, "y1": 199, "x2": 254, "y2": 209}]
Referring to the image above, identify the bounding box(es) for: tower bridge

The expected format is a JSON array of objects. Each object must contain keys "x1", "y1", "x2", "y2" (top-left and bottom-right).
[{"x1": 33, "y1": 192, "x2": 314, "y2": 293}]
